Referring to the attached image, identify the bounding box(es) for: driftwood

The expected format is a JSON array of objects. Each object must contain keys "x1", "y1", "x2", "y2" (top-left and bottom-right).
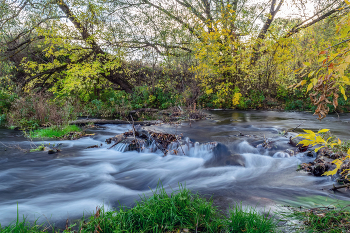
[{"x1": 69, "y1": 119, "x2": 161, "y2": 126}]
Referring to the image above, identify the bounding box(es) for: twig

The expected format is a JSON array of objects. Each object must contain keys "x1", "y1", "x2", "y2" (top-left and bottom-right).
[
  {"x1": 107, "y1": 140, "x2": 123, "y2": 150},
  {"x1": 291, "y1": 121, "x2": 305, "y2": 132}
]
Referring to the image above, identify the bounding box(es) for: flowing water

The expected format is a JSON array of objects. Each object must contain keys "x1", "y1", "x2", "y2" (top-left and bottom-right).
[{"x1": 0, "y1": 110, "x2": 350, "y2": 227}]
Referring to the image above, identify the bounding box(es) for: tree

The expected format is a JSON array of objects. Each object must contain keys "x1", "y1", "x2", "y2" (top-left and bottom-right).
[{"x1": 0, "y1": 0, "x2": 134, "y2": 93}]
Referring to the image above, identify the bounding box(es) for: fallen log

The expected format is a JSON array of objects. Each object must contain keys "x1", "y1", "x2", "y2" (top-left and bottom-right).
[{"x1": 69, "y1": 119, "x2": 162, "y2": 126}]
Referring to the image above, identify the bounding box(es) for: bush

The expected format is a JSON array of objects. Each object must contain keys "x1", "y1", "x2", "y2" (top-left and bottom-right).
[{"x1": 7, "y1": 93, "x2": 77, "y2": 129}]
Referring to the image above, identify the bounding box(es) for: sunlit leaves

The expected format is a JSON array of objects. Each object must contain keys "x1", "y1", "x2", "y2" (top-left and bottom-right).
[
  {"x1": 298, "y1": 128, "x2": 350, "y2": 178},
  {"x1": 296, "y1": 129, "x2": 335, "y2": 149}
]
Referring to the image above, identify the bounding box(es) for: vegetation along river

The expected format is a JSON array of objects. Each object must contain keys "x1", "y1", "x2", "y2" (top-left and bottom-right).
[{"x1": 1, "y1": 110, "x2": 350, "y2": 227}]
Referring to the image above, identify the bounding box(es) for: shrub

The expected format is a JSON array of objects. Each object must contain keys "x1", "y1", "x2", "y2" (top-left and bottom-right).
[{"x1": 7, "y1": 93, "x2": 77, "y2": 129}]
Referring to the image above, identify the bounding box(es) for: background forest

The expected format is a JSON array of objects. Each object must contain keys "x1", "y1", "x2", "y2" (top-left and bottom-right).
[{"x1": 1, "y1": 0, "x2": 350, "y2": 128}]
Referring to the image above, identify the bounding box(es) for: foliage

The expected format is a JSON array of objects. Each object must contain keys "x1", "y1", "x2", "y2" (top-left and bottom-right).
[
  {"x1": 0, "y1": 185, "x2": 278, "y2": 233},
  {"x1": 294, "y1": 1, "x2": 350, "y2": 119},
  {"x1": 28, "y1": 125, "x2": 82, "y2": 139},
  {"x1": 0, "y1": 67, "x2": 18, "y2": 125},
  {"x1": 297, "y1": 128, "x2": 350, "y2": 179},
  {"x1": 296, "y1": 129, "x2": 339, "y2": 152}
]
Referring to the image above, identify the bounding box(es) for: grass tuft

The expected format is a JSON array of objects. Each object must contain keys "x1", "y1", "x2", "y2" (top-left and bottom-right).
[
  {"x1": 28, "y1": 125, "x2": 82, "y2": 139},
  {"x1": 228, "y1": 204, "x2": 276, "y2": 233}
]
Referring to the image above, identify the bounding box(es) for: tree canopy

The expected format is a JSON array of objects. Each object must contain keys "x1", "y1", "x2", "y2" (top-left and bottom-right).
[{"x1": 0, "y1": 0, "x2": 348, "y2": 107}]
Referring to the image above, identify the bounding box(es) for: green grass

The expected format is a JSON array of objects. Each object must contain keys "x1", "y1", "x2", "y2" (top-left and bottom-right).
[
  {"x1": 227, "y1": 205, "x2": 276, "y2": 233},
  {"x1": 28, "y1": 125, "x2": 82, "y2": 139},
  {"x1": 0, "y1": 185, "x2": 278, "y2": 233}
]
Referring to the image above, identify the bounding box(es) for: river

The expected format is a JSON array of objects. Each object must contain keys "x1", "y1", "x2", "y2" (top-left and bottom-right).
[{"x1": 0, "y1": 110, "x2": 350, "y2": 227}]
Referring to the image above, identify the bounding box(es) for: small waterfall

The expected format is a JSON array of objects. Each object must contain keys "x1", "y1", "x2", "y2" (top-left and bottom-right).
[{"x1": 114, "y1": 143, "x2": 128, "y2": 152}]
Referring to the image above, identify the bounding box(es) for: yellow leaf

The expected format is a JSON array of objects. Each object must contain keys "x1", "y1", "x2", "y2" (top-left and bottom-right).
[
  {"x1": 308, "y1": 71, "x2": 315, "y2": 78},
  {"x1": 345, "y1": 0, "x2": 350, "y2": 6},
  {"x1": 318, "y1": 129, "x2": 329, "y2": 134},
  {"x1": 323, "y1": 168, "x2": 338, "y2": 176},
  {"x1": 315, "y1": 136, "x2": 325, "y2": 144},
  {"x1": 348, "y1": 148, "x2": 350, "y2": 155},
  {"x1": 345, "y1": 55, "x2": 350, "y2": 63},
  {"x1": 298, "y1": 140, "x2": 312, "y2": 146},
  {"x1": 307, "y1": 83, "x2": 313, "y2": 93},
  {"x1": 317, "y1": 56, "x2": 326, "y2": 63},
  {"x1": 340, "y1": 86, "x2": 347, "y2": 100},
  {"x1": 315, "y1": 146, "x2": 324, "y2": 152},
  {"x1": 342, "y1": 76, "x2": 350, "y2": 82},
  {"x1": 338, "y1": 138, "x2": 342, "y2": 145},
  {"x1": 294, "y1": 80, "x2": 307, "y2": 89},
  {"x1": 303, "y1": 129, "x2": 315, "y2": 134},
  {"x1": 294, "y1": 68, "x2": 302, "y2": 73},
  {"x1": 205, "y1": 89, "x2": 213, "y2": 95}
]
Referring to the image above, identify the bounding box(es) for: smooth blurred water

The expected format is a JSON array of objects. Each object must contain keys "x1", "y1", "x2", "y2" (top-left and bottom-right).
[{"x1": 0, "y1": 110, "x2": 350, "y2": 226}]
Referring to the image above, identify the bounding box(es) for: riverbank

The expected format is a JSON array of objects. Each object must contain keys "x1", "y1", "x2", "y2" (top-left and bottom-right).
[{"x1": 1, "y1": 185, "x2": 277, "y2": 232}]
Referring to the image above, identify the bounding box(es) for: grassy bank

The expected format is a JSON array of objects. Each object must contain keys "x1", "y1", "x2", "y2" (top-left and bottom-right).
[{"x1": 0, "y1": 185, "x2": 277, "y2": 233}]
